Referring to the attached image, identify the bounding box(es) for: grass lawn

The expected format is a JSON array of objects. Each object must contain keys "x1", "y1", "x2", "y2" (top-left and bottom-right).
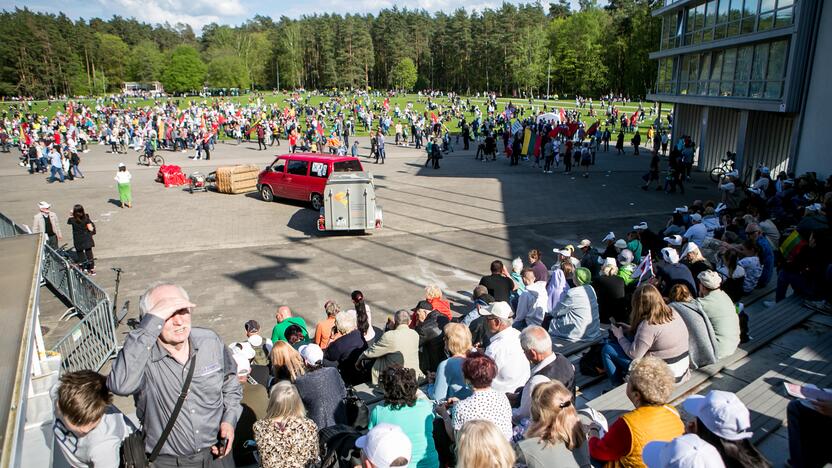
[{"x1": 1, "y1": 93, "x2": 670, "y2": 137}]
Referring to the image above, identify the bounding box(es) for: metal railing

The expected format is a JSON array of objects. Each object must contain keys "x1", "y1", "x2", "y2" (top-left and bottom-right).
[
  {"x1": 1, "y1": 211, "x2": 118, "y2": 373},
  {"x1": 0, "y1": 212, "x2": 26, "y2": 238},
  {"x1": 51, "y1": 300, "x2": 118, "y2": 373},
  {"x1": 40, "y1": 242, "x2": 111, "y2": 317}
]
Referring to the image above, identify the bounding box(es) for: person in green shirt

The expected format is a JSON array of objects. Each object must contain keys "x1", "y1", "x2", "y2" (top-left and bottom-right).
[
  {"x1": 369, "y1": 365, "x2": 439, "y2": 468},
  {"x1": 627, "y1": 231, "x2": 643, "y2": 263},
  {"x1": 270, "y1": 306, "x2": 310, "y2": 343},
  {"x1": 695, "y1": 271, "x2": 740, "y2": 360}
]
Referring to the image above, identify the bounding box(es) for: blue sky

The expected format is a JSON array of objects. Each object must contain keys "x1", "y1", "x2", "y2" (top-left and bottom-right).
[{"x1": 5, "y1": 0, "x2": 588, "y2": 33}]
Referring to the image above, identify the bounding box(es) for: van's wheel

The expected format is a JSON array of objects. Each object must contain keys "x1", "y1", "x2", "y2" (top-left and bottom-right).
[
  {"x1": 311, "y1": 193, "x2": 323, "y2": 210},
  {"x1": 261, "y1": 186, "x2": 274, "y2": 202}
]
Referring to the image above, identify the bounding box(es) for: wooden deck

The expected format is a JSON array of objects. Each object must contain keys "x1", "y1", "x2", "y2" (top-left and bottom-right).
[{"x1": 585, "y1": 295, "x2": 817, "y2": 422}]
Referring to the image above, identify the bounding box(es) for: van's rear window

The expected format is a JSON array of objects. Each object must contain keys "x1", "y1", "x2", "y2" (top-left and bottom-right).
[{"x1": 333, "y1": 160, "x2": 362, "y2": 172}]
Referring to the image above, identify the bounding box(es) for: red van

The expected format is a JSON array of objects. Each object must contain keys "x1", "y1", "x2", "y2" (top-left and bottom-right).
[{"x1": 257, "y1": 154, "x2": 364, "y2": 210}]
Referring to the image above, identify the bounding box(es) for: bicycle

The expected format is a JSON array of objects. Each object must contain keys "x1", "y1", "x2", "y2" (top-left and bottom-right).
[
  {"x1": 138, "y1": 150, "x2": 165, "y2": 166},
  {"x1": 710, "y1": 151, "x2": 736, "y2": 183}
]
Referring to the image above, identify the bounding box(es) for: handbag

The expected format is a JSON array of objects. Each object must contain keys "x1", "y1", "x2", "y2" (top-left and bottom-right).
[
  {"x1": 121, "y1": 356, "x2": 197, "y2": 467},
  {"x1": 342, "y1": 386, "x2": 369, "y2": 430}
]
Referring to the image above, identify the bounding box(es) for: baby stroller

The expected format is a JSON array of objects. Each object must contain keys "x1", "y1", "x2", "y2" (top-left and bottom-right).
[{"x1": 188, "y1": 171, "x2": 207, "y2": 193}]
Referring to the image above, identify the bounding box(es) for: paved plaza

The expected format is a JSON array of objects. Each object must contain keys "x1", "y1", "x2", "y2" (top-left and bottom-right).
[{"x1": 0, "y1": 138, "x2": 719, "y2": 345}]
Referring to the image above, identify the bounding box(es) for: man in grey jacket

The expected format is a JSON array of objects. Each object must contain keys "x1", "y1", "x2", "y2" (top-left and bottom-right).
[{"x1": 107, "y1": 283, "x2": 242, "y2": 467}]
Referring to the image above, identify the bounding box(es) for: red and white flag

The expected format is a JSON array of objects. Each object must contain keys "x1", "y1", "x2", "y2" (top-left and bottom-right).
[{"x1": 631, "y1": 252, "x2": 654, "y2": 286}]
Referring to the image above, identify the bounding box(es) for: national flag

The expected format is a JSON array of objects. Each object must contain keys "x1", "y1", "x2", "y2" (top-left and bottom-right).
[
  {"x1": 511, "y1": 120, "x2": 522, "y2": 135},
  {"x1": 587, "y1": 121, "x2": 600, "y2": 137},
  {"x1": 521, "y1": 127, "x2": 533, "y2": 155},
  {"x1": 779, "y1": 230, "x2": 806, "y2": 261},
  {"x1": 559, "y1": 108, "x2": 565, "y2": 123},
  {"x1": 566, "y1": 122, "x2": 580, "y2": 138},
  {"x1": 533, "y1": 133, "x2": 542, "y2": 157},
  {"x1": 631, "y1": 252, "x2": 654, "y2": 286}
]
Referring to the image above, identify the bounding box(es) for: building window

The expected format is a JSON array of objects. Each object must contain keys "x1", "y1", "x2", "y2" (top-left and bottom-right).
[
  {"x1": 656, "y1": 58, "x2": 677, "y2": 94},
  {"x1": 764, "y1": 39, "x2": 788, "y2": 98},
  {"x1": 720, "y1": 48, "x2": 737, "y2": 96}
]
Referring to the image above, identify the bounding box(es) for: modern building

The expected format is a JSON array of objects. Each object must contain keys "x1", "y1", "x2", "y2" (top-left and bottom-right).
[
  {"x1": 122, "y1": 81, "x2": 164, "y2": 96},
  {"x1": 648, "y1": 0, "x2": 830, "y2": 179}
]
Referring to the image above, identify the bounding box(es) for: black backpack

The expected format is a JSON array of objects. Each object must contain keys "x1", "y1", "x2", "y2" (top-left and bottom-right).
[
  {"x1": 318, "y1": 424, "x2": 362, "y2": 468},
  {"x1": 579, "y1": 343, "x2": 606, "y2": 377}
]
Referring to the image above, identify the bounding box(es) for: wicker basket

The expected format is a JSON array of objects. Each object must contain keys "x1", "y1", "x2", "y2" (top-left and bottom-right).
[{"x1": 216, "y1": 165, "x2": 259, "y2": 194}]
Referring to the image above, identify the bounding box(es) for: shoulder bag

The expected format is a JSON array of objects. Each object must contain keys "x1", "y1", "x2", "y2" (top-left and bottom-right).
[{"x1": 122, "y1": 356, "x2": 197, "y2": 467}]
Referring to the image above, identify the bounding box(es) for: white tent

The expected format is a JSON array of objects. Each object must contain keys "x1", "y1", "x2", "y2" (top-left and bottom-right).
[{"x1": 536, "y1": 112, "x2": 559, "y2": 124}]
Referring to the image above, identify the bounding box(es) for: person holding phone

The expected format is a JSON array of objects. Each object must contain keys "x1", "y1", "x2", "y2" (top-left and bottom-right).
[
  {"x1": 786, "y1": 384, "x2": 832, "y2": 468},
  {"x1": 601, "y1": 284, "x2": 690, "y2": 385}
]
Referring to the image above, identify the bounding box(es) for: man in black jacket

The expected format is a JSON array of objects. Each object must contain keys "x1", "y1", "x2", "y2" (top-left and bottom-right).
[{"x1": 510, "y1": 326, "x2": 575, "y2": 423}]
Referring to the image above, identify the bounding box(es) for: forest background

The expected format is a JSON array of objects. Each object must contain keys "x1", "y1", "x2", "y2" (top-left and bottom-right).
[{"x1": 0, "y1": 0, "x2": 659, "y2": 99}]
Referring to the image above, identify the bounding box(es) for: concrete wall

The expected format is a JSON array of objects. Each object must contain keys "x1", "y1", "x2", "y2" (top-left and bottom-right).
[{"x1": 793, "y1": 1, "x2": 832, "y2": 177}]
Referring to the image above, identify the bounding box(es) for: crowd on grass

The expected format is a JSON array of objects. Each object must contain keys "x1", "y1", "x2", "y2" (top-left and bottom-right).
[
  {"x1": 1, "y1": 90, "x2": 671, "y2": 181},
  {"x1": 46, "y1": 159, "x2": 831, "y2": 468}
]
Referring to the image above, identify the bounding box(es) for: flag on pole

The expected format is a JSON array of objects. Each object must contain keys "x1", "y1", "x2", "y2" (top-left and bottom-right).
[
  {"x1": 587, "y1": 120, "x2": 600, "y2": 137},
  {"x1": 511, "y1": 120, "x2": 522, "y2": 135},
  {"x1": 631, "y1": 252, "x2": 654, "y2": 286},
  {"x1": 559, "y1": 108, "x2": 565, "y2": 123}
]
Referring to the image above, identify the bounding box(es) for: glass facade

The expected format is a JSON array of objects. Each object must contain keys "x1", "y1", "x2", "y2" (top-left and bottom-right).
[
  {"x1": 676, "y1": 38, "x2": 788, "y2": 99},
  {"x1": 655, "y1": 0, "x2": 794, "y2": 100},
  {"x1": 659, "y1": 0, "x2": 794, "y2": 49}
]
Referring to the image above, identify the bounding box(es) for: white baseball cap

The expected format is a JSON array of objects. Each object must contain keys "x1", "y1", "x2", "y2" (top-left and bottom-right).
[
  {"x1": 661, "y1": 247, "x2": 680, "y2": 264},
  {"x1": 356, "y1": 423, "x2": 412, "y2": 468},
  {"x1": 680, "y1": 242, "x2": 699, "y2": 258},
  {"x1": 683, "y1": 390, "x2": 753, "y2": 441},
  {"x1": 633, "y1": 222, "x2": 648, "y2": 231},
  {"x1": 643, "y1": 434, "x2": 726, "y2": 468},
  {"x1": 38, "y1": 201, "x2": 50, "y2": 210},
  {"x1": 618, "y1": 249, "x2": 634, "y2": 265},
  {"x1": 614, "y1": 239, "x2": 628, "y2": 250},
  {"x1": 247, "y1": 334, "x2": 264, "y2": 347},
  {"x1": 577, "y1": 239, "x2": 592, "y2": 249},
  {"x1": 698, "y1": 270, "x2": 722, "y2": 290},
  {"x1": 554, "y1": 248, "x2": 572, "y2": 257},
  {"x1": 232, "y1": 353, "x2": 251, "y2": 376},
  {"x1": 480, "y1": 301, "x2": 512, "y2": 320},
  {"x1": 674, "y1": 206, "x2": 689, "y2": 214},
  {"x1": 664, "y1": 235, "x2": 683, "y2": 246},
  {"x1": 602, "y1": 232, "x2": 616, "y2": 243},
  {"x1": 298, "y1": 343, "x2": 324, "y2": 366},
  {"x1": 690, "y1": 213, "x2": 702, "y2": 222}
]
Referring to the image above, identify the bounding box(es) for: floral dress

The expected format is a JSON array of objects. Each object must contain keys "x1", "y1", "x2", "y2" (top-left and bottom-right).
[{"x1": 253, "y1": 417, "x2": 320, "y2": 468}]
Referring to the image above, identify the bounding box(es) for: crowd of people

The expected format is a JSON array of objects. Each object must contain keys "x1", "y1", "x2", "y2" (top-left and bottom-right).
[
  {"x1": 46, "y1": 159, "x2": 831, "y2": 468},
  {"x1": 1, "y1": 88, "x2": 672, "y2": 184}
]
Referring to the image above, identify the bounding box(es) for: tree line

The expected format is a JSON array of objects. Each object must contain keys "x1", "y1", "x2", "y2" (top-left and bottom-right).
[{"x1": 0, "y1": 1, "x2": 659, "y2": 99}]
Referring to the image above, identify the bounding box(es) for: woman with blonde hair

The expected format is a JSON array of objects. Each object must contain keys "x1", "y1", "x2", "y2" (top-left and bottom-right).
[
  {"x1": 588, "y1": 357, "x2": 684, "y2": 467},
  {"x1": 271, "y1": 340, "x2": 347, "y2": 429},
  {"x1": 424, "y1": 284, "x2": 452, "y2": 321},
  {"x1": 270, "y1": 341, "x2": 306, "y2": 382},
  {"x1": 253, "y1": 381, "x2": 319, "y2": 468},
  {"x1": 430, "y1": 323, "x2": 473, "y2": 401},
  {"x1": 602, "y1": 284, "x2": 690, "y2": 385},
  {"x1": 515, "y1": 380, "x2": 590, "y2": 467},
  {"x1": 456, "y1": 420, "x2": 515, "y2": 468}
]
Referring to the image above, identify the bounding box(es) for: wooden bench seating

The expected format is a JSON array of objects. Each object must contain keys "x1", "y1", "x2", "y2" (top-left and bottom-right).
[
  {"x1": 585, "y1": 296, "x2": 816, "y2": 422},
  {"x1": 736, "y1": 336, "x2": 832, "y2": 444}
]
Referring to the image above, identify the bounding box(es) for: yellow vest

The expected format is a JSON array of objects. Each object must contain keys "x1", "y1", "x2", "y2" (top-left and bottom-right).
[{"x1": 609, "y1": 405, "x2": 684, "y2": 468}]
